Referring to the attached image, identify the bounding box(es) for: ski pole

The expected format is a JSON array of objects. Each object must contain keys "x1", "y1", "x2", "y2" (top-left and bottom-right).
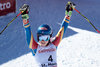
[
  {"x1": 0, "y1": 11, "x2": 22, "y2": 35},
  {"x1": 74, "y1": 8, "x2": 100, "y2": 33}
]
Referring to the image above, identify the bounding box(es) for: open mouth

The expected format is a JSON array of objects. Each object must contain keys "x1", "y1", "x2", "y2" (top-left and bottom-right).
[{"x1": 41, "y1": 42, "x2": 46, "y2": 44}]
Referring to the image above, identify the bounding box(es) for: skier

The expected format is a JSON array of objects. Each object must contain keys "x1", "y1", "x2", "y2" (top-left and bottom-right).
[{"x1": 20, "y1": 1, "x2": 75, "y2": 67}]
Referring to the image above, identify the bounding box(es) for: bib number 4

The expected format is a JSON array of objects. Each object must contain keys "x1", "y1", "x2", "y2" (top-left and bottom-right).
[{"x1": 48, "y1": 55, "x2": 53, "y2": 62}]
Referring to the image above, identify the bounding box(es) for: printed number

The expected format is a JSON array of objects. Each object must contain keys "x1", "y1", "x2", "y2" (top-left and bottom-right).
[
  {"x1": 48, "y1": 55, "x2": 53, "y2": 62},
  {"x1": 41, "y1": 64, "x2": 46, "y2": 67}
]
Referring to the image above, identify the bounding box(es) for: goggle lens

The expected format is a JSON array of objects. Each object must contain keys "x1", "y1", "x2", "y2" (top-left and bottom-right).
[{"x1": 39, "y1": 35, "x2": 50, "y2": 41}]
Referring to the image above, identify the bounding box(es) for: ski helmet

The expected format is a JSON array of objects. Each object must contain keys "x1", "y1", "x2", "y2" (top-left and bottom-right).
[{"x1": 37, "y1": 24, "x2": 52, "y2": 35}]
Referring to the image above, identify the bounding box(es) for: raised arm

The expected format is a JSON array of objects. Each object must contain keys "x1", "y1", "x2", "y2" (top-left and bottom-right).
[
  {"x1": 20, "y1": 4, "x2": 38, "y2": 55},
  {"x1": 52, "y1": 1, "x2": 76, "y2": 47}
]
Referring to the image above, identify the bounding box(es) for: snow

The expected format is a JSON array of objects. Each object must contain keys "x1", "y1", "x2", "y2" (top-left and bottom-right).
[
  {"x1": 0, "y1": 0, "x2": 100, "y2": 67},
  {"x1": 57, "y1": 26, "x2": 100, "y2": 67},
  {"x1": 0, "y1": 26, "x2": 100, "y2": 67}
]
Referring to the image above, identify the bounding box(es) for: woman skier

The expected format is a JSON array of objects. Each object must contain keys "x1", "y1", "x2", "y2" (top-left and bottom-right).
[{"x1": 20, "y1": 1, "x2": 75, "y2": 67}]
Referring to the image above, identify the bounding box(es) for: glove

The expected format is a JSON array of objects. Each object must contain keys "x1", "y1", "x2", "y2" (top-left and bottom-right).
[
  {"x1": 19, "y1": 4, "x2": 29, "y2": 15},
  {"x1": 19, "y1": 4, "x2": 29, "y2": 19},
  {"x1": 65, "y1": 1, "x2": 76, "y2": 12},
  {"x1": 65, "y1": 1, "x2": 76, "y2": 16}
]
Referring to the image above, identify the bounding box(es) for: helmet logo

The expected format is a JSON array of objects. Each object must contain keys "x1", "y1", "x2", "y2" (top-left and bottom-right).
[{"x1": 39, "y1": 27, "x2": 47, "y2": 30}]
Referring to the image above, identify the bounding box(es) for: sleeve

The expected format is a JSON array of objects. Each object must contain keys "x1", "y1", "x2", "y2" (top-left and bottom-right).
[
  {"x1": 23, "y1": 19, "x2": 38, "y2": 56},
  {"x1": 52, "y1": 15, "x2": 71, "y2": 47}
]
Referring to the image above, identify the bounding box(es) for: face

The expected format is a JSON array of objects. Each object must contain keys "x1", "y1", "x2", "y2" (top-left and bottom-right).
[
  {"x1": 38, "y1": 35, "x2": 50, "y2": 47},
  {"x1": 39, "y1": 40, "x2": 49, "y2": 47}
]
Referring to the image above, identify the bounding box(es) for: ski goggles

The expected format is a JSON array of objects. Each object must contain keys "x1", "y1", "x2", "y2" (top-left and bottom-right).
[{"x1": 39, "y1": 35, "x2": 50, "y2": 41}]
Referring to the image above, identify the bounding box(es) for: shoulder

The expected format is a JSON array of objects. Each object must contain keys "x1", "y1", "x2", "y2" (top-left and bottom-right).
[{"x1": 50, "y1": 37, "x2": 56, "y2": 43}]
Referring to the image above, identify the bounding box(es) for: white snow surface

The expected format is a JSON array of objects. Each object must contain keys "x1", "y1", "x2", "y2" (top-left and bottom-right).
[{"x1": 0, "y1": 26, "x2": 100, "y2": 67}]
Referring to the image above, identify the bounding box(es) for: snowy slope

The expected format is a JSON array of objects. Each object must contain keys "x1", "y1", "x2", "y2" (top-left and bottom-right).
[
  {"x1": 0, "y1": 0, "x2": 100, "y2": 67},
  {"x1": 0, "y1": 26, "x2": 100, "y2": 67}
]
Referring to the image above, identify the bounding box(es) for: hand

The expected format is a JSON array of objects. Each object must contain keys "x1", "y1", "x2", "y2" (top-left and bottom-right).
[
  {"x1": 19, "y1": 4, "x2": 29, "y2": 15},
  {"x1": 65, "y1": 1, "x2": 76, "y2": 12}
]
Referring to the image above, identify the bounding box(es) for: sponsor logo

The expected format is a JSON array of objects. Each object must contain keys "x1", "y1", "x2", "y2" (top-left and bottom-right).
[
  {"x1": 41, "y1": 64, "x2": 47, "y2": 67},
  {"x1": 48, "y1": 63, "x2": 57, "y2": 66},
  {"x1": 0, "y1": 2, "x2": 11, "y2": 10},
  {"x1": 41, "y1": 63, "x2": 57, "y2": 67},
  {"x1": 38, "y1": 48, "x2": 56, "y2": 53}
]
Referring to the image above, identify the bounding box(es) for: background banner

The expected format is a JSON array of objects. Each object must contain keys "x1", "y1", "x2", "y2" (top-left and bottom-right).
[{"x1": 0, "y1": 0, "x2": 16, "y2": 16}]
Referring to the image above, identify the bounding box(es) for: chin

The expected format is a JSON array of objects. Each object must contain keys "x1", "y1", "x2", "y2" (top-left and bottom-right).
[{"x1": 41, "y1": 44, "x2": 46, "y2": 47}]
